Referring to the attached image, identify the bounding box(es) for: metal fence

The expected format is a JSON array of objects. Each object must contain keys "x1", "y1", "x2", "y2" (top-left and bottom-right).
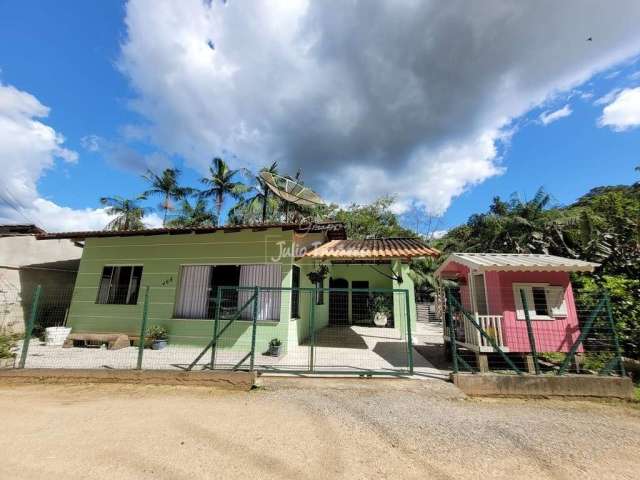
[
  {"x1": 443, "y1": 285, "x2": 626, "y2": 377},
  {"x1": 3, "y1": 284, "x2": 414, "y2": 376}
]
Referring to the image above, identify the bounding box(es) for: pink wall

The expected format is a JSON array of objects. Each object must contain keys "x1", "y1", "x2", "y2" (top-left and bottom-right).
[
  {"x1": 440, "y1": 263, "x2": 582, "y2": 353},
  {"x1": 494, "y1": 271, "x2": 582, "y2": 353}
]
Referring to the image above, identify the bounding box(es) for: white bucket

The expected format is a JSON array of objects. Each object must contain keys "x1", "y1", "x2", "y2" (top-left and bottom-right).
[{"x1": 45, "y1": 327, "x2": 72, "y2": 346}]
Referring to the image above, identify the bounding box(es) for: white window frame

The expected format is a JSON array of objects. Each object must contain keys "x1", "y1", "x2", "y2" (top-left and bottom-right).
[{"x1": 512, "y1": 283, "x2": 567, "y2": 320}]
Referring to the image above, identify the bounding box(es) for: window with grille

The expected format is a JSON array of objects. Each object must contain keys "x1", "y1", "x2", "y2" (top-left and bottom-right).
[{"x1": 96, "y1": 266, "x2": 143, "y2": 305}]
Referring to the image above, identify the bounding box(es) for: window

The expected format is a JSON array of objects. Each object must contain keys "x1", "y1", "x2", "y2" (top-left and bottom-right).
[
  {"x1": 531, "y1": 287, "x2": 549, "y2": 316},
  {"x1": 513, "y1": 283, "x2": 567, "y2": 320},
  {"x1": 291, "y1": 265, "x2": 300, "y2": 318},
  {"x1": 96, "y1": 266, "x2": 143, "y2": 305}
]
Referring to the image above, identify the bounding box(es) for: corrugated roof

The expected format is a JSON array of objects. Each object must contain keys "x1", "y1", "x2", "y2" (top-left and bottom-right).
[
  {"x1": 436, "y1": 253, "x2": 599, "y2": 274},
  {"x1": 303, "y1": 238, "x2": 439, "y2": 260},
  {"x1": 36, "y1": 222, "x2": 346, "y2": 240}
]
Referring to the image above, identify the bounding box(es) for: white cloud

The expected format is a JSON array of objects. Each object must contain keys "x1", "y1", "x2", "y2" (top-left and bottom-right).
[
  {"x1": 598, "y1": 87, "x2": 640, "y2": 131},
  {"x1": 118, "y1": 0, "x2": 640, "y2": 215},
  {"x1": 594, "y1": 88, "x2": 622, "y2": 105},
  {"x1": 80, "y1": 134, "x2": 101, "y2": 152},
  {"x1": 539, "y1": 105, "x2": 573, "y2": 125},
  {"x1": 0, "y1": 82, "x2": 159, "y2": 232}
]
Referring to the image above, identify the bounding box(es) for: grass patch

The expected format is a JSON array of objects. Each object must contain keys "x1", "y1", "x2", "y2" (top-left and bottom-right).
[
  {"x1": 0, "y1": 333, "x2": 19, "y2": 359},
  {"x1": 635, "y1": 386, "x2": 640, "y2": 402}
]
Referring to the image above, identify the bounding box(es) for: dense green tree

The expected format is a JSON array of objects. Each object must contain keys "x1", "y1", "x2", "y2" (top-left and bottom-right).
[
  {"x1": 166, "y1": 198, "x2": 216, "y2": 228},
  {"x1": 328, "y1": 196, "x2": 416, "y2": 239}
]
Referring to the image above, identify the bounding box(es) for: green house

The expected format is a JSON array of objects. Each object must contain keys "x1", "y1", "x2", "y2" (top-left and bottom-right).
[{"x1": 38, "y1": 223, "x2": 437, "y2": 371}]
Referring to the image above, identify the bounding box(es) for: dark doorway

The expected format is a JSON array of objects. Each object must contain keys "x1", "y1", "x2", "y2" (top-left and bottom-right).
[
  {"x1": 210, "y1": 266, "x2": 241, "y2": 317},
  {"x1": 329, "y1": 278, "x2": 349, "y2": 325},
  {"x1": 351, "y1": 281, "x2": 370, "y2": 325}
]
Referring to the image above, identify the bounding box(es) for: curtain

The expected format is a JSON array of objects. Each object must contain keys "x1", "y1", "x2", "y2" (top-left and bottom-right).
[
  {"x1": 174, "y1": 265, "x2": 212, "y2": 319},
  {"x1": 237, "y1": 264, "x2": 282, "y2": 321}
]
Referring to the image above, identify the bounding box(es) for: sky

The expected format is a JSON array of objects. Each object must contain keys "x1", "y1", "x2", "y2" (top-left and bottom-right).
[{"x1": 1, "y1": 0, "x2": 640, "y2": 234}]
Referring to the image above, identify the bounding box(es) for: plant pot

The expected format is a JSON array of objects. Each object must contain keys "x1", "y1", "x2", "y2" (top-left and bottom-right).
[
  {"x1": 269, "y1": 344, "x2": 282, "y2": 357},
  {"x1": 151, "y1": 339, "x2": 168, "y2": 350},
  {"x1": 45, "y1": 326, "x2": 72, "y2": 346},
  {"x1": 373, "y1": 312, "x2": 388, "y2": 327}
]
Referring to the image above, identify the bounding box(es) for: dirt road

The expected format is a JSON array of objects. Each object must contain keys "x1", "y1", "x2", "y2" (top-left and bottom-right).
[{"x1": 1, "y1": 378, "x2": 638, "y2": 480}]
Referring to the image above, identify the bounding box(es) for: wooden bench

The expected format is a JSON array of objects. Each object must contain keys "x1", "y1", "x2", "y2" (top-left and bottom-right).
[{"x1": 63, "y1": 333, "x2": 134, "y2": 350}]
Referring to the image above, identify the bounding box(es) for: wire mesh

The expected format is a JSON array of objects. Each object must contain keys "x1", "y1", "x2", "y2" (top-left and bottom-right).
[
  {"x1": 4, "y1": 283, "x2": 414, "y2": 375},
  {"x1": 443, "y1": 283, "x2": 626, "y2": 376}
]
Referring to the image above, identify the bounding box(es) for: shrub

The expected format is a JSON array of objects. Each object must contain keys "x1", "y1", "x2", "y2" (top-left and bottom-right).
[
  {"x1": 147, "y1": 325, "x2": 168, "y2": 341},
  {"x1": 0, "y1": 333, "x2": 18, "y2": 359}
]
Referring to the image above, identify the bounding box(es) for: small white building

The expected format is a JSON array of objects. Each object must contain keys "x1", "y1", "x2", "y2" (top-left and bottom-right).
[{"x1": 0, "y1": 225, "x2": 82, "y2": 333}]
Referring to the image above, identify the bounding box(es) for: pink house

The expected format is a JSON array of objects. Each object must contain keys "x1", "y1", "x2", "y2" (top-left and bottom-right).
[{"x1": 435, "y1": 253, "x2": 599, "y2": 371}]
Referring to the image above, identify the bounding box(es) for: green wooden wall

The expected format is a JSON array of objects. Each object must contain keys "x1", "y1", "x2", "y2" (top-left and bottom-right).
[{"x1": 67, "y1": 228, "x2": 295, "y2": 352}]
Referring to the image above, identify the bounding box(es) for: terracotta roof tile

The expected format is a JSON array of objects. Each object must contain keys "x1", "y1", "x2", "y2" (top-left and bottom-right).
[{"x1": 303, "y1": 238, "x2": 439, "y2": 260}]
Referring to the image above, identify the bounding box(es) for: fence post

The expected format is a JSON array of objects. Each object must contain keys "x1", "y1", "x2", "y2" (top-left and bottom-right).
[
  {"x1": 404, "y1": 290, "x2": 414, "y2": 375},
  {"x1": 604, "y1": 291, "x2": 626, "y2": 377},
  {"x1": 136, "y1": 286, "x2": 150, "y2": 370},
  {"x1": 519, "y1": 289, "x2": 540, "y2": 375},
  {"x1": 309, "y1": 290, "x2": 315, "y2": 373},
  {"x1": 558, "y1": 296, "x2": 607, "y2": 375},
  {"x1": 445, "y1": 288, "x2": 459, "y2": 374},
  {"x1": 18, "y1": 285, "x2": 42, "y2": 369},
  {"x1": 249, "y1": 287, "x2": 259, "y2": 371},
  {"x1": 210, "y1": 287, "x2": 223, "y2": 370}
]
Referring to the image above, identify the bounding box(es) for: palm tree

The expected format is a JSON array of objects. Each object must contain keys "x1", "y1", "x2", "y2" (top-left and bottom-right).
[
  {"x1": 142, "y1": 168, "x2": 195, "y2": 226},
  {"x1": 100, "y1": 196, "x2": 149, "y2": 231},
  {"x1": 166, "y1": 198, "x2": 216, "y2": 228},
  {"x1": 200, "y1": 157, "x2": 248, "y2": 226},
  {"x1": 229, "y1": 162, "x2": 281, "y2": 224}
]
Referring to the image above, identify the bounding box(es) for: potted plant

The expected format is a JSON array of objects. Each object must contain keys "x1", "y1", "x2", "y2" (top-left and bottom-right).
[
  {"x1": 147, "y1": 325, "x2": 169, "y2": 350},
  {"x1": 306, "y1": 264, "x2": 329, "y2": 284},
  {"x1": 371, "y1": 295, "x2": 391, "y2": 327},
  {"x1": 268, "y1": 338, "x2": 282, "y2": 356}
]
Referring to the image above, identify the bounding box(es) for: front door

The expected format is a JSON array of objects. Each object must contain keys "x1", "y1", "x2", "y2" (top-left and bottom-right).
[
  {"x1": 329, "y1": 278, "x2": 349, "y2": 325},
  {"x1": 351, "y1": 281, "x2": 370, "y2": 325}
]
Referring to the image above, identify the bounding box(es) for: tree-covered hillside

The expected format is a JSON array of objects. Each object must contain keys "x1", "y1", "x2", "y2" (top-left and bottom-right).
[{"x1": 435, "y1": 181, "x2": 640, "y2": 358}]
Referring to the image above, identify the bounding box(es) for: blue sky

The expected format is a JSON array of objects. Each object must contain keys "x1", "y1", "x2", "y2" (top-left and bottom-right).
[{"x1": 1, "y1": 1, "x2": 639, "y2": 233}]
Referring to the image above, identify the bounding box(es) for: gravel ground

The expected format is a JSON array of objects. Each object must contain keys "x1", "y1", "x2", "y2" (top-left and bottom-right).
[{"x1": 0, "y1": 378, "x2": 638, "y2": 480}]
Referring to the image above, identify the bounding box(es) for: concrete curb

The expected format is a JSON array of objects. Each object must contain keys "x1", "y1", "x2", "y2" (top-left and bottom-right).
[
  {"x1": 0, "y1": 369, "x2": 256, "y2": 390},
  {"x1": 451, "y1": 373, "x2": 635, "y2": 400}
]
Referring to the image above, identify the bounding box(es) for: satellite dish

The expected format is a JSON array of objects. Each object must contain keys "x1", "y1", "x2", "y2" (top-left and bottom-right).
[{"x1": 259, "y1": 171, "x2": 324, "y2": 206}]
